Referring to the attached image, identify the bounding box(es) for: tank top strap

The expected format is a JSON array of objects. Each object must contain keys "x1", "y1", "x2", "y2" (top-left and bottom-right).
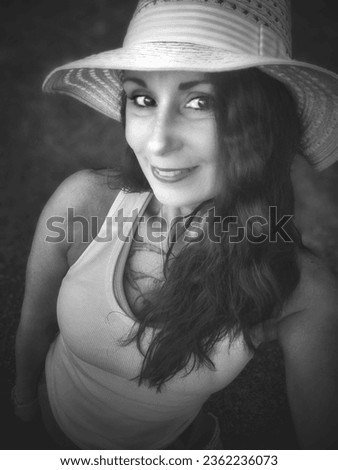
[
  {"x1": 67, "y1": 190, "x2": 152, "y2": 275},
  {"x1": 104, "y1": 190, "x2": 152, "y2": 221}
]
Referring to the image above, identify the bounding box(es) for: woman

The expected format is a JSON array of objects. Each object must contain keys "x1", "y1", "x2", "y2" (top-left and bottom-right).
[{"x1": 13, "y1": 0, "x2": 338, "y2": 449}]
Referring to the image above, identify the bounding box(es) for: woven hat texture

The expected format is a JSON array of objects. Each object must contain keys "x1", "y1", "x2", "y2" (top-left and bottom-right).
[{"x1": 43, "y1": 0, "x2": 338, "y2": 170}]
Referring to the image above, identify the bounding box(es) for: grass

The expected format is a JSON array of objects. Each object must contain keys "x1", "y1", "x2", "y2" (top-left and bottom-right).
[{"x1": 1, "y1": 0, "x2": 338, "y2": 450}]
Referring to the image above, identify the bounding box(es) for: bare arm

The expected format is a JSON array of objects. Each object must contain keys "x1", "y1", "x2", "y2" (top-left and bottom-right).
[
  {"x1": 14, "y1": 176, "x2": 76, "y2": 411},
  {"x1": 14, "y1": 169, "x2": 111, "y2": 417},
  {"x1": 278, "y1": 253, "x2": 338, "y2": 449},
  {"x1": 14, "y1": 220, "x2": 68, "y2": 400}
]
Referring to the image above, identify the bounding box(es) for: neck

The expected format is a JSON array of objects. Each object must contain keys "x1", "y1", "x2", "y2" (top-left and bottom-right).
[{"x1": 148, "y1": 195, "x2": 197, "y2": 221}]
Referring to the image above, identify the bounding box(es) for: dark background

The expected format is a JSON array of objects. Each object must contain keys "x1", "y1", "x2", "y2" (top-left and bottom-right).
[{"x1": 1, "y1": 0, "x2": 338, "y2": 449}]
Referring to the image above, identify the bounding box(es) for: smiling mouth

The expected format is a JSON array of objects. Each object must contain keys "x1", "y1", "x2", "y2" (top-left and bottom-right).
[{"x1": 151, "y1": 166, "x2": 198, "y2": 183}]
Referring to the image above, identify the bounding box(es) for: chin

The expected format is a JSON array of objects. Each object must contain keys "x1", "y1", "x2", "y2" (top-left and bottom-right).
[{"x1": 152, "y1": 186, "x2": 210, "y2": 211}]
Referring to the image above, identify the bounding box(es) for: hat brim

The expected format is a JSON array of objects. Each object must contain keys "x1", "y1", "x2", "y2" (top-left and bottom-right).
[{"x1": 43, "y1": 42, "x2": 338, "y2": 170}]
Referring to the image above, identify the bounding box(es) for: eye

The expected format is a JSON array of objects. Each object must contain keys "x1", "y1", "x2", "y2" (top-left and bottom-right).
[
  {"x1": 128, "y1": 95, "x2": 156, "y2": 108},
  {"x1": 186, "y1": 96, "x2": 214, "y2": 111}
]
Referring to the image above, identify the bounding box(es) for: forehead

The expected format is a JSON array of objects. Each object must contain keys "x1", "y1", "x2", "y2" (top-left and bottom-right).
[{"x1": 122, "y1": 70, "x2": 211, "y2": 88}]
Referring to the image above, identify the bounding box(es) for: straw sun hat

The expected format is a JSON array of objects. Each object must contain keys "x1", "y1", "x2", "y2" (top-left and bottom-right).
[{"x1": 43, "y1": 0, "x2": 338, "y2": 171}]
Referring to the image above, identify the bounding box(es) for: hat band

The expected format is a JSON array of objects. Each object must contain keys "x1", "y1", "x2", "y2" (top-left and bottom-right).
[{"x1": 124, "y1": 3, "x2": 289, "y2": 59}]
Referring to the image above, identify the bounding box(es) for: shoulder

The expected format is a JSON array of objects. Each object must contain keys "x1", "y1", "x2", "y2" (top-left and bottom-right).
[
  {"x1": 278, "y1": 249, "x2": 338, "y2": 354},
  {"x1": 35, "y1": 169, "x2": 121, "y2": 254},
  {"x1": 39, "y1": 169, "x2": 122, "y2": 236},
  {"x1": 45, "y1": 169, "x2": 120, "y2": 216},
  {"x1": 281, "y1": 250, "x2": 338, "y2": 319}
]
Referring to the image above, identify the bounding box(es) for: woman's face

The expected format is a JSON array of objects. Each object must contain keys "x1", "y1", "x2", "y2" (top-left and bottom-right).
[{"x1": 123, "y1": 70, "x2": 221, "y2": 213}]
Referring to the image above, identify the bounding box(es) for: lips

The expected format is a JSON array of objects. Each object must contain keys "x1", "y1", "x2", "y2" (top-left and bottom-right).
[{"x1": 151, "y1": 165, "x2": 198, "y2": 183}]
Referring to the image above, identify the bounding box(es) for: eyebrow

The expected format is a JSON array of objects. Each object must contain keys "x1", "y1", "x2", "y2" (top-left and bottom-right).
[
  {"x1": 122, "y1": 77, "x2": 212, "y2": 90},
  {"x1": 179, "y1": 80, "x2": 212, "y2": 90}
]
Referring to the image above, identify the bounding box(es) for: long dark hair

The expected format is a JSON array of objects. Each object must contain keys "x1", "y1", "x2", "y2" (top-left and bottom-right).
[{"x1": 115, "y1": 68, "x2": 303, "y2": 390}]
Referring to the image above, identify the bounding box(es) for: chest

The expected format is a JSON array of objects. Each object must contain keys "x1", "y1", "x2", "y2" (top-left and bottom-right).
[{"x1": 123, "y1": 230, "x2": 167, "y2": 318}]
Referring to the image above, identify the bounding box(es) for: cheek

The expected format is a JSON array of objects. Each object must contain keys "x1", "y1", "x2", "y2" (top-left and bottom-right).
[
  {"x1": 125, "y1": 111, "x2": 139, "y2": 148},
  {"x1": 125, "y1": 113, "x2": 149, "y2": 155},
  {"x1": 202, "y1": 131, "x2": 221, "y2": 168},
  {"x1": 125, "y1": 119, "x2": 138, "y2": 151},
  {"x1": 195, "y1": 120, "x2": 219, "y2": 157}
]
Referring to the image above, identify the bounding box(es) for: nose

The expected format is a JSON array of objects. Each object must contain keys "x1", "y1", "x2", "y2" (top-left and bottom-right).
[{"x1": 147, "y1": 106, "x2": 182, "y2": 157}]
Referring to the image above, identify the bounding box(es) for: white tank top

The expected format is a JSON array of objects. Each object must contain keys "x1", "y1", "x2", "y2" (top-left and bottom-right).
[{"x1": 45, "y1": 190, "x2": 252, "y2": 449}]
